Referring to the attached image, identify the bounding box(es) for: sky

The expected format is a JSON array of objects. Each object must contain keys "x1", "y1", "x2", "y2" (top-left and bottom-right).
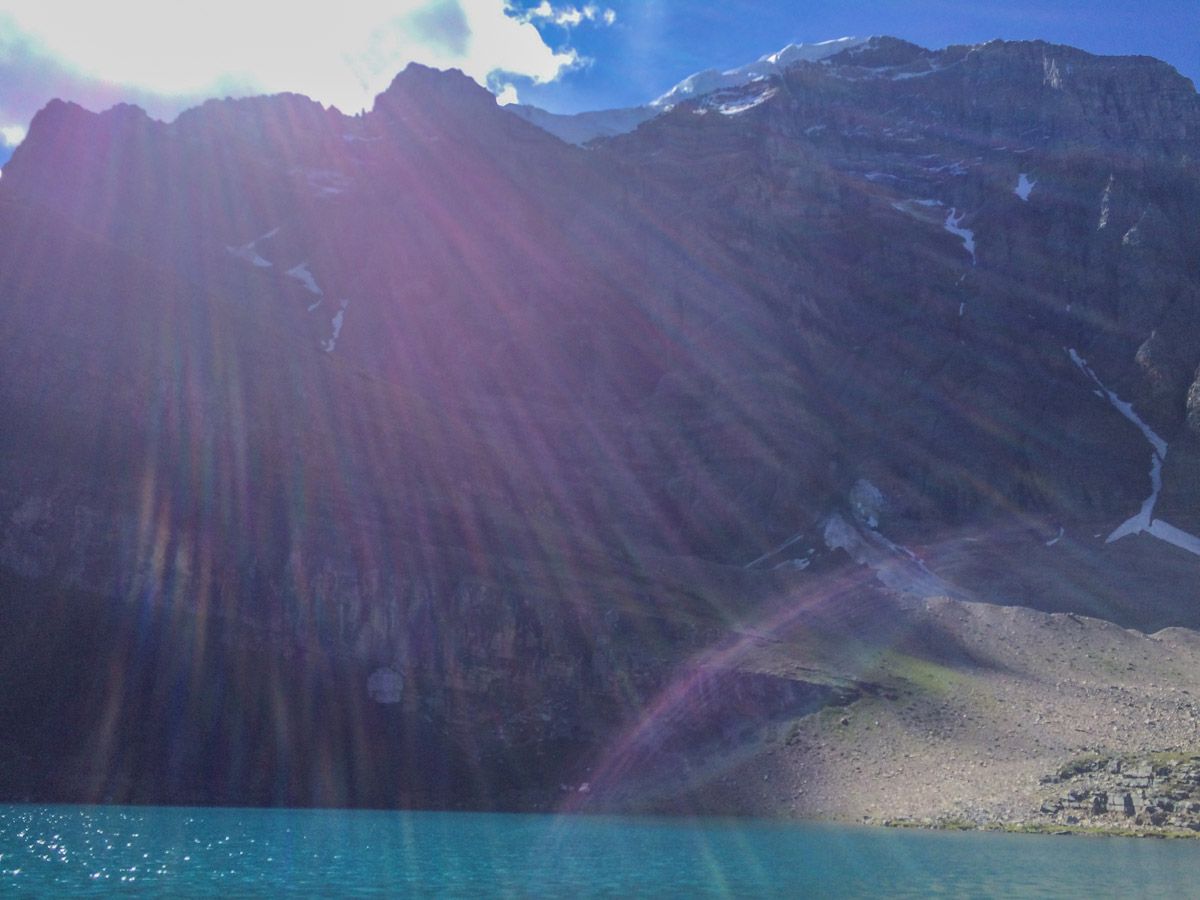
[{"x1": 0, "y1": 0, "x2": 1196, "y2": 155}]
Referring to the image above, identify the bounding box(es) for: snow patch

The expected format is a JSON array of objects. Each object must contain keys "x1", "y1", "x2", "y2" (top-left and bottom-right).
[
  {"x1": 225, "y1": 226, "x2": 280, "y2": 268},
  {"x1": 1107, "y1": 453, "x2": 1162, "y2": 542},
  {"x1": 286, "y1": 263, "x2": 322, "y2": 296},
  {"x1": 893, "y1": 198, "x2": 978, "y2": 264},
  {"x1": 923, "y1": 160, "x2": 968, "y2": 176},
  {"x1": 892, "y1": 67, "x2": 941, "y2": 80},
  {"x1": 1044, "y1": 526, "x2": 1064, "y2": 547},
  {"x1": 1014, "y1": 173, "x2": 1036, "y2": 201},
  {"x1": 652, "y1": 37, "x2": 867, "y2": 108},
  {"x1": 767, "y1": 37, "x2": 867, "y2": 68},
  {"x1": 1066, "y1": 348, "x2": 1200, "y2": 558},
  {"x1": 1122, "y1": 211, "x2": 1147, "y2": 247},
  {"x1": 891, "y1": 198, "x2": 945, "y2": 219},
  {"x1": 943, "y1": 208, "x2": 976, "y2": 264},
  {"x1": 321, "y1": 300, "x2": 349, "y2": 353},
  {"x1": 715, "y1": 88, "x2": 777, "y2": 116},
  {"x1": 1067, "y1": 349, "x2": 1167, "y2": 458},
  {"x1": 227, "y1": 244, "x2": 271, "y2": 268},
  {"x1": 1098, "y1": 175, "x2": 1114, "y2": 230},
  {"x1": 1146, "y1": 520, "x2": 1200, "y2": 557},
  {"x1": 822, "y1": 513, "x2": 954, "y2": 600}
]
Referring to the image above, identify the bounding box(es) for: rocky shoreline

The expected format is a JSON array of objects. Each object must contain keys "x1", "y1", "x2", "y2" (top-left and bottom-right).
[{"x1": 876, "y1": 750, "x2": 1200, "y2": 838}]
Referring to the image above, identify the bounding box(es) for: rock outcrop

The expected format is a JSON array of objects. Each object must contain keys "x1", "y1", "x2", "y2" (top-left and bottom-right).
[{"x1": 1037, "y1": 753, "x2": 1200, "y2": 833}]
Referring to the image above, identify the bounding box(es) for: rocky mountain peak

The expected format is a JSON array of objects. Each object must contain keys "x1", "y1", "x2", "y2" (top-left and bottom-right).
[
  {"x1": 15, "y1": 98, "x2": 143, "y2": 159},
  {"x1": 174, "y1": 91, "x2": 334, "y2": 134},
  {"x1": 826, "y1": 35, "x2": 933, "y2": 68},
  {"x1": 373, "y1": 62, "x2": 499, "y2": 115},
  {"x1": 1, "y1": 98, "x2": 165, "y2": 213}
]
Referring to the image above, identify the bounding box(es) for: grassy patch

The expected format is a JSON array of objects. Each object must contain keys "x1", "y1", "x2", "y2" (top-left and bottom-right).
[
  {"x1": 874, "y1": 650, "x2": 967, "y2": 697},
  {"x1": 1146, "y1": 751, "x2": 1200, "y2": 767}
]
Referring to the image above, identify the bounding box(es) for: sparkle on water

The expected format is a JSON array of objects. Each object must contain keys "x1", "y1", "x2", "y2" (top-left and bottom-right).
[{"x1": 3, "y1": 805, "x2": 1200, "y2": 897}]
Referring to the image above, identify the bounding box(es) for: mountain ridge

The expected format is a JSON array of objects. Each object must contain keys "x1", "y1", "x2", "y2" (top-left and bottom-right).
[
  {"x1": 0, "y1": 35, "x2": 1198, "y2": 820},
  {"x1": 509, "y1": 34, "x2": 1199, "y2": 146}
]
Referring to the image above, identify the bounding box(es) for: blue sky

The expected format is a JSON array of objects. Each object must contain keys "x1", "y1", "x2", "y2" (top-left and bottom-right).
[{"x1": 0, "y1": 0, "x2": 1195, "y2": 152}]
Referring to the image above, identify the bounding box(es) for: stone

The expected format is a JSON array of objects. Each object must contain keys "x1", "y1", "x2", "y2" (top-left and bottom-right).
[{"x1": 1186, "y1": 367, "x2": 1200, "y2": 439}]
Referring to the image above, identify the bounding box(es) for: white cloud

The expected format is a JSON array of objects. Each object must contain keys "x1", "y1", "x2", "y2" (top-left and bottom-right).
[
  {"x1": 494, "y1": 83, "x2": 520, "y2": 105},
  {"x1": 519, "y1": 2, "x2": 617, "y2": 28},
  {"x1": 0, "y1": 0, "x2": 584, "y2": 117},
  {"x1": 0, "y1": 124, "x2": 26, "y2": 146}
]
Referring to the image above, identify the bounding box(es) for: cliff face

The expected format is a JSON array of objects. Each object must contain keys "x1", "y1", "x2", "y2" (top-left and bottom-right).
[
  {"x1": 0, "y1": 40, "x2": 1198, "y2": 808},
  {"x1": 609, "y1": 36, "x2": 1200, "y2": 539}
]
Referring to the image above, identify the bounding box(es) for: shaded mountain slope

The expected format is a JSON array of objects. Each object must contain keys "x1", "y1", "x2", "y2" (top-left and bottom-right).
[{"x1": 0, "y1": 39, "x2": 1198, "y2": 809}]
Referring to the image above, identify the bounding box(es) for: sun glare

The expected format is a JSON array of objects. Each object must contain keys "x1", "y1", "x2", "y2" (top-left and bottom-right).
[{"x1": 2, "y1": 0, "x2": 576, "y2": 112}]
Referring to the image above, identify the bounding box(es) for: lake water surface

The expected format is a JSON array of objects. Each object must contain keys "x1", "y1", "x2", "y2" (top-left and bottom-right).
[{"x1": 1, "y1": 805, "x2": 1197, "y2": 897}]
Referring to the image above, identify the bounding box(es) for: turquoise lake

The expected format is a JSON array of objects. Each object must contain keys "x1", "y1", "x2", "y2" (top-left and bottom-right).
[{"x1": 2, "y1": 805, "x2": 1198, "y2": 897}]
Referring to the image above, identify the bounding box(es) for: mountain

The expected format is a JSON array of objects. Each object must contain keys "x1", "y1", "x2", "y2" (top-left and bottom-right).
[
  {"x1": 1, "y1": 37, "x2": 1199, "y2": 826},
  {"x1": 505, "y1": 102, "x2": 657, "y2": 146},
  {"x1": 508, "y1": 36, "x2": 867, "y2": 146},
  {"x1": 650, "y1": 35, "x2": 869, "y2": 108}
]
